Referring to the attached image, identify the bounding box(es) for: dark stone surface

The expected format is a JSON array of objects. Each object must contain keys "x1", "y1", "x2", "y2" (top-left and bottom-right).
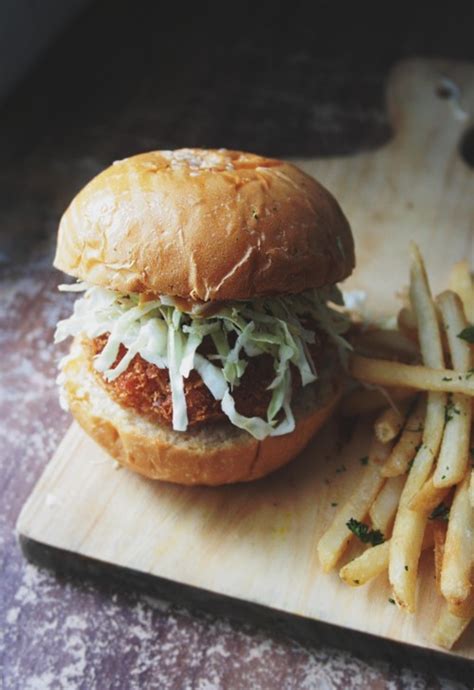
[{"x1": 1, "y1": 2, "x2": 473, "y2": 688}]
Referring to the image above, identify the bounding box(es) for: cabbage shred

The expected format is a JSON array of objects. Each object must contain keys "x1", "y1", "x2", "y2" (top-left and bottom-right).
[{"x1": 55, "y1": 284, "x2": 351, "y2": 440}]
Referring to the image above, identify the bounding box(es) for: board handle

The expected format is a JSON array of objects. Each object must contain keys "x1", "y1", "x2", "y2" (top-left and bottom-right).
[{"x1": 386, "y1": 59, "x2": 473, "y2": 160}]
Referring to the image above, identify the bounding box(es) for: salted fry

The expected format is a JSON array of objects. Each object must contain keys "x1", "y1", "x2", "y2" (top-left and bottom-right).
[
  {"x1": 432, "y1": 603, "x2": 473, "y2": 649},
  {"x1": 448, "y1": 590, "x2": 474, "y2": 619},
  {"x1": 369, "y1": 475, "x2": 406, "y2": 533},
  {"x1": 433, "y1": 521, "x2": 447, "y2": 595},
  {"x1": 440, "y1": 474, "x2": 474, "y2": 606},
  {"x1": 340, "y1": 387, "x2": 415, "y2": 417},
  {"x1": 317, "y1": 439, "x2": 388, "y2": 572},
  {"x1": 437, "y1": 291, "x2": 473, "y2": 370},
  {"x1": 433, "y1": 291, "x2": 472, "y2": 488},
  {"x1": 389, "y1": 244, "x2": 447, "y2": 612},
  {"x1": 388, "y1": 412, "x2": 448, "y2": 610},
  {"x1": 398, "y1": 305, "x2": 455, "y2": 353},
  {"x1": 389, "y1": 393, "x2": 444, "y2": 600},
  {"x1": 423, "y1": 393, "x2": 449, "y2": 457},
  {"x1": 433, "y1": 395, "x2": 471, "y2": 488},
  {"x1": 339, "y1": 525, "x2": 434, "y2": 587},
  {"x1": 448, "y1": 260, "x2": 474, "y2": 323},
  {"x1": 409, "y1": 244, "x2": 444, "y2": 366},
  {"x1": 408, "y1": 475, "x2": 450, "y2": 514},
  {"x1": 388, "y1": 388, "x2": 447, "y2": 610},
  {"x1": 389, "y1": 479, "x2": 428, "y2": 611},
  {"x1": 381, "y1": 397, "x2": 425, "y2": 477},
  {"x1": 350, "y1": 356, "x2": 474, "y2": 396},
  {"x1": 340, "y1": 541, "x2": 389, "y2": 586},
  {"x1": 374, "y1": 399, "x2": 411, "y2": 444},
  {"x1": 389, "y1": 392, "x2": 447, "y2": 610}
]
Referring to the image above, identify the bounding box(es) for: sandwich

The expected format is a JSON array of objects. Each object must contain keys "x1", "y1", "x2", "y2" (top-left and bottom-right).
[{"x1": 54, "y1": 148, "x2": 355, "y2": 485}]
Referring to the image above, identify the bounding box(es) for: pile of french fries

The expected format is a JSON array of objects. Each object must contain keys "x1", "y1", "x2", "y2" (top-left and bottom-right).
[{"x1": 318, "y1": 245, "x2": 474, "y2": 650}]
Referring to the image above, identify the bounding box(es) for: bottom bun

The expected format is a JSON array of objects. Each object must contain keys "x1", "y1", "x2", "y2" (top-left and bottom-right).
[{"x1": 60, "y1": 338, "x2": 341, "y2": 486}]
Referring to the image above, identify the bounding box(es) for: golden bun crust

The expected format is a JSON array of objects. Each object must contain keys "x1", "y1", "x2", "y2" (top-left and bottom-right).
[
  {"x1": 60, "y1": 338, "x2": 341, "y2": 486},
  {"x1": 54, "y1": 149, "x2": 354, "y2": 301}
]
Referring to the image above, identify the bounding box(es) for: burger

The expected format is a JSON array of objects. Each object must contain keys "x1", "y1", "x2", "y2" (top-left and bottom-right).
[{"x1": 54, "y1": 148, "x2": 354, "y2": 485}]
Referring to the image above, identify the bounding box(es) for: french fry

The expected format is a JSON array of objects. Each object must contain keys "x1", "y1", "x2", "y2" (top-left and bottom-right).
[
  {"x1": 381, "y1": 397, "x2": 425, "y2": 477},
  {"x1": 437, "y1": 291, "x2": 473, "y2": 370},
  {"x1": 433, "y1": 291, "x2": 472, "y2": 488},
  {"x1": 422, "y1": 394, "x2": 449, "y2": 462},
  {"x1": 339, "y1": 524, "x2": 435, "y2": 587},
  {"x1": 433, "y1": 521, "x2": 447, "y2": 595},
  {"x1": 389, "y1": 244, "x2": 447, "y2": 612},
  {"x1": 339, "y1": 386, "x2": 416, "y2": 418},
  {"x1": 409, "y1": 244, "x2": 444, "y2": 367},
  {"x1": 349, "y1": 355, "x2": 474, "y2": 396},
  {"x1": 408, "y1": 475, "x2": 450, "y2": 514},
  {"x1": 398, "y1": 308, "x2": 458, "y2": 357},
  {"x1": 433, "y1": 394, "x2": 471, "y2": 488},
  {"x1": 440, "y1": 474, "x2": 474, "y2": 606},
  {"x1": 398, "y1": 305, "x2": 455, "y2": 353},
  {"x1": 374, "y1": 400, "x2": 411, "y2": 444},
  {"x1": 448, "y1": 260, "x2": 474, "y2": 323},
  {"x1": 470, "y1": 470, "x2": 474, "y2": 508},
  {"x1": 448, "y1": 590, "x2": 474, "y2": 619},
  {"x1": 389, "y1": 469, "x2": 429, "y2": 611},
  {"x1": 340, "y1": 541, "x2": 390, "y2": 586},
  {"x1": 388, "y1": 389, "x2": 447, "y2": 588},
  {"x1": 432, "y1": 604, "x2": 473, "y2": 649},
  {"x1": 317, "y1": 439, "x2": 388, "y2": 572},
  {"x1": 369, "y1": 475, "x2": 406, "y2": 534},
  {"x1": 388, "y1": 412, "x2": 448, "y2": 610},
  {"x1": 388, "y1": 392, "x2": 448, "y2": 610}
]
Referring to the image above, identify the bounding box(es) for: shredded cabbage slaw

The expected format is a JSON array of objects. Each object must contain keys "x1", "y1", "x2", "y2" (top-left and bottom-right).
[{"x1": 55, "y1": 283, "x2": 351, "y2": 440}]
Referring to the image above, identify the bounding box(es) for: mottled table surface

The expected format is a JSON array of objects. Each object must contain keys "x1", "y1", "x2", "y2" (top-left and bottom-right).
[{"x1": 1, "y1": 2, "x2": 473, "y2": 688}]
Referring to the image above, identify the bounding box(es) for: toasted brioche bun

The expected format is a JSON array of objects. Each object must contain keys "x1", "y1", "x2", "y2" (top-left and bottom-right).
[
  {"x1": 54, "y1": 149, "x2": 354, "y2": 301},
  {"x1": 60, "y1": 338, "x2": 341, "y2": 486}
]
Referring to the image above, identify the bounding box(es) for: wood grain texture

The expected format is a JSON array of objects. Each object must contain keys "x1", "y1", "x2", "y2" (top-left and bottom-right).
[
  {"x1": 295, "y1": 59, "x2": 474, "y2": 314},
  {"x1": 17, "y1": 58, "x2": 474, "y2": 663}
]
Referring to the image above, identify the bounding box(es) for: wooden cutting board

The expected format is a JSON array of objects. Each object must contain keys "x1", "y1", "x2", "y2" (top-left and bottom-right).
[{"x1": 17, "y1": 59, "x2": 474, "y2": 661}]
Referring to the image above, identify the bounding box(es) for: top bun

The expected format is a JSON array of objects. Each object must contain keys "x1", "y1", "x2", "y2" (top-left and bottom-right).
[{"x1": 54, "y1": 149, "x2": 354, "y2": 301}]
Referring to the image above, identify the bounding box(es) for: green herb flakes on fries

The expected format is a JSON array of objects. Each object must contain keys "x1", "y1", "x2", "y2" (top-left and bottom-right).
[{"x1": 318, "y1": 245, "x2": 474, "y2": 650}]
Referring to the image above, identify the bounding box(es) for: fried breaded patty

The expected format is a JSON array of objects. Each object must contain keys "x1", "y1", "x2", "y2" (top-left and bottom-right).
[{"x1": 90, "y1": 331, "x2": 325, "y2": 428}]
